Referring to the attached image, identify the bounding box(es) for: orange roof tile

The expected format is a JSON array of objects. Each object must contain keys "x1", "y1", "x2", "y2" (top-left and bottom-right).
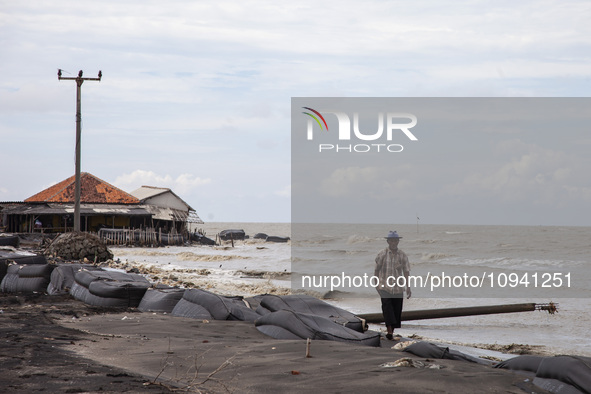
[{"x1": 25, "y1": 172, "x2": 139, "y2": 204}]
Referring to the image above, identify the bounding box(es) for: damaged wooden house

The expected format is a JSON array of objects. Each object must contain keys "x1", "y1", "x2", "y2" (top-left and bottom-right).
[
  {"x1": 130, "y1": 185, "x2": 202, "y2": 233},
  {"x1": 0, "y1": 173, "x2": 202, "y2": 245}
]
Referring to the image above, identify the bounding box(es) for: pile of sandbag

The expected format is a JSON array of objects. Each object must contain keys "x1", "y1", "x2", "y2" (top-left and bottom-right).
[
  {"x1": 2, "y1": 248, "x2": 381, "y2": 348},
  {"x1": 495, "y1": 354, "x2": 591, "y2": 393},
  {"x1": 171, "y1": 288, "x2": 260, "y2": 322},
  {"x1": 69, "y1": 269, "x2": 151, "y2": 308},
  {"x1": 0, "y1": 251, "x2": 54, "y2": 293}
]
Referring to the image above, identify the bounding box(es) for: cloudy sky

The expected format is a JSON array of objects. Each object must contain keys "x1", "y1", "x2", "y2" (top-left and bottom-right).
[
  {"x1": 292, "y1": 98, "x2": 591, "y2": 226},
  {"x1": 1, "y1": 1, "x2": 590, "y2": 224}
]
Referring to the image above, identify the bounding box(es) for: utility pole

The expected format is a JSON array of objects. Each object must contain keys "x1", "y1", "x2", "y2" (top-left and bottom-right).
[{"x1": 58, "y1": 69, "x2": 102, "y2": 232}]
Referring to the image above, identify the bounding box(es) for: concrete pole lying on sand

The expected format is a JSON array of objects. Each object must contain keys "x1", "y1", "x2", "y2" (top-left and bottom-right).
[{"x1": 357, "y1": 302, "x2": 558, "y2": 324}]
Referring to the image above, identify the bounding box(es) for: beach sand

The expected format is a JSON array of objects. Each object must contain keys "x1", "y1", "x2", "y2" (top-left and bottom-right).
[{"x1": 0, "y1": 293, "x2": 547, "y2": 393}]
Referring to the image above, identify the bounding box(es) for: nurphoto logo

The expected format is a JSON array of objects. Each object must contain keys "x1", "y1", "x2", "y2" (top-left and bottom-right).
[
  {"x1": 302, "y1": 107, "x2": 329, "y2": 132},
  {"x1": 302, "y1": 107, "x2": 418, "y2": 153}
]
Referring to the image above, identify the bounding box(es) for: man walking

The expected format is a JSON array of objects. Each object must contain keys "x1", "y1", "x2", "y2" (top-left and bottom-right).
[{"x1": 374, "y1": 230, "x2": 412, "y2": 340}]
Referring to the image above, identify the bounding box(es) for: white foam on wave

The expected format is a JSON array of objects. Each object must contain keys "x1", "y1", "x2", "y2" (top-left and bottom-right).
[
  {"x1": 420, "y1": 252, "x2": 452, "y2": 261},
  {"x1": 321, "y1": 249, "x2": 367, "y2": 256},
  {"x1": 291, "y1": 238, "x2": 334, "y2": 246},
  {"x1": 416, "y1": 239, "x2": 438, "y2": 244},
  {"x1": 111, "y1": 242, "x2": 289, "y2": 273},
  {"x1": 105, "y1": 257, "x2": 292, "y2": 297},
  {"x1": 347, "y1": 234, "x2": 373, "y2": 244}
]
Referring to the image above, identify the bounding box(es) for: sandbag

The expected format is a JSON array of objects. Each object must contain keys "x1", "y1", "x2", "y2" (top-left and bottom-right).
[
  {"x1": 244, "y1": 295, "x2": 265, "y2": 310},
  {"x1": 0, "y1": 252, "x2": 47, "y2": 282},
  {"x1": 70, "y1": 269, "x2": 151, "y2": 307},
  {"x1": 404, "y1": 341, "x2": 493, "y2": 365},
  {"x1": 2, "y1": 276, "x2": 53, "y2": 293},
  {"x1": 496, "y1": 354, "x2": 591, "y2": 393},
  {"x1": 259, "y1": 294, "x2": 364, "y2": 332},
  {"x1": 255, "y1": 325, "x2": 302, "y2": 340},
  {"x1": 532, "y1": 378, "x2": 585, "y2": 394},
  {"x1": 69, "y1": 282, "x2": 92, "y2": 304},
  {"x1": 70, "y1": 282, "x2": 132, "y2": 308},
  {"x1": 179, "y1": 288, "x2": 260, "y2": 322},
  {"x1": 255, "y1": 305, "x2": 272, "y2": 315},
  {"x1": 138, "y1": 288, "x2": 185, "y2": 313},
  {"x1": 11, "y1": 263, "x2": 54, "y2": 278},
  {"x1": 190, "y1": 233, "x2": 216, "y2": 245},
  {"x1": 0, "y1": 274, "x2": 18, "y2": 292},
  {"x1": 219, "y1": 229, "x2": 246, "y2": 241},
  {"x1": 69, "y1": 269, "x2": 99, "y2": 288},
  {"x1": 10, "y1": 255, "x2": 49, "y2": 265},
  {"x1": 254, "y1": 310, "x2": 381, "y2": 347},
  {"x1": 74, "y1": 270, "x2": 144, "y2": 288},
  {"x1": 47, "y1": 264, "x2": 103, "y2": 295},
  {"x1": 265, "y1": 236, "x2": 290, "y2": 243},
  {"x1": 0, "y1": 262, "x2": 55, "y2": 293},
  {"x1": 88, "y1": 280, "x2": 149, "y2": 303},
  {"x1": 494, "y1": 355, "x2": 544, "y2": 374},
  {"x1": 0, "y1": 235, "x2": 19, "y2": 247},
  {"x1": 171, "y1": 298, "x2": 213, "y2": 319},
  {"x1": 536, "y1": 356, "x2": 591, "y2": 393},
  {"x1": 1, "y1": 273, "x2": 48, "y2": 293}
]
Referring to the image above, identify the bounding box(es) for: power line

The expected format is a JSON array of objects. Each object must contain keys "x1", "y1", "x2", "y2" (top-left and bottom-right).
[{"x1": 58, "y1": 69, "x2": 102, "y2": 232}]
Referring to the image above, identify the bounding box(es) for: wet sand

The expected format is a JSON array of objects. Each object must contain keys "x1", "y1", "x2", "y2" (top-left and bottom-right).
[{"x1": 0, "y1": 293, "x2": 546, "y2": 393}]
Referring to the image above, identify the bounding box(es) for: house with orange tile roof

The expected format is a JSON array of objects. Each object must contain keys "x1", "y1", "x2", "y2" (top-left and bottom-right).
[{"x1": 1, "y1": 173, "x2": 201, "y2": 234}]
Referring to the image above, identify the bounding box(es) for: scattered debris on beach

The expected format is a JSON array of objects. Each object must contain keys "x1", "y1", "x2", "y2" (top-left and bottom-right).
[
  {"x1": 97, "y1": 258, "x2": 291, "y2": 297},
  {"x1": 380, "y1": 358, "x2": 444, "y2": 369},
  {"x1": 476, "y1": 342, "x2": 545, "y2": 355}
]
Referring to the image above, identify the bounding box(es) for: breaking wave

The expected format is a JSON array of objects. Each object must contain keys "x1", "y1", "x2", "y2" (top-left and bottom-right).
[
  {"x1": 175, "y1": 252, "x2": 249, "y2": 262},
  {"x1": 323, "y1": 249, "x2": 367, "y2": 255},
  {"x1": 291, "y1": 238, "x2": 335, "y2": 246},
  {"x1": 347, "y1": 234, "x2": 373, "y2": 244},
  {"x1": 113, "y1": 250, "x2": 173, "y2": 257},
  {"x1": 101, "y1": 259, "x2": 292, "y2": 297},
  {"x1": 237, "y1": 269, "x2": 291, "y2": 280},
  {"x1": 421, "y1": 252, "x2": 452, "y2": 261}
]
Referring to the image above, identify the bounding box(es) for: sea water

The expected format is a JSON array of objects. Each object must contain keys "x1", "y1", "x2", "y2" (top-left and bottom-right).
[{"x1": 111, "y1": 222, "x2": 591, "y2": 357}]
